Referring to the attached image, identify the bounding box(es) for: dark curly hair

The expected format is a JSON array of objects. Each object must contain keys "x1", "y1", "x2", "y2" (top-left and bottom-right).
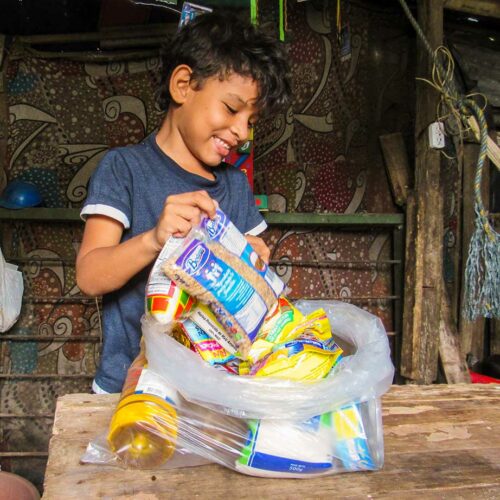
[{"x1": 158, "y1": 10, "x2": 292, "y2": 118}]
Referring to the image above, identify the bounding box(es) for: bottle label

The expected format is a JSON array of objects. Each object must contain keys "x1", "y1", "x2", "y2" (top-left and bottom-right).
[{"x1": 134, "y1": 368, "x2": 179, "y2": 406}]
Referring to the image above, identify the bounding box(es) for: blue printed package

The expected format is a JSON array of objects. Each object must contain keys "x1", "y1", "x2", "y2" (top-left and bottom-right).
[
  {"x1": 331, "y1": 403, "x2": 376, "y2": 471},
  {"x1": 236, "y1": 415, "x2": 334, "y2": 477},
  {"x1": 163, "y1": 236, "x2": 272, "y2": 358},
  {"x1": 236, "y1": 405, "x2": 375, "y2": 476},
  {"x1": 201, "y1": 209, "x2": 285, "y2": 299}
]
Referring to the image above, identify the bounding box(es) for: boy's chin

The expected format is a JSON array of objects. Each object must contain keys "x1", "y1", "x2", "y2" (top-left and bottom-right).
[{"x1": 204, "y1": 156, "x2": 225, "y2": 167}]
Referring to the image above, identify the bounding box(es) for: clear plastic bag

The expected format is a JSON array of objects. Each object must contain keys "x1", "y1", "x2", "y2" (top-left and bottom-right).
[
  {"x1": 0, "y1": 246, "x2": 24, "y2": 333},
  {"x1": 83, "y1": 300, "x2": 393, "y2": 477}
]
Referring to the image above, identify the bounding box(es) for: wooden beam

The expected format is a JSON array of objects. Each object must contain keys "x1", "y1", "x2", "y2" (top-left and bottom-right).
[
  {"x1": 444, "y1": 0, "x2": 500, "y2": 20},
  {"x1": 400, "y1": 0, "x2": 444, "y2": 384},
  {"x1": 439, "y1": 278, "x2": 471, "y2": 383},
  {"x1": 379, "y1": 133, "x2": 411, "y2": 207}
]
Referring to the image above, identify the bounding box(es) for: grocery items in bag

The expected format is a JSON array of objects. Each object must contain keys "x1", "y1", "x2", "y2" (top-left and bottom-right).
[
  {"x1": 237, "y1": 415, "x2": 335, "y2": 477},
  {"x1": 107, "y1": 349, "x2": 179, "y2": 469},
  {"x1": 178, "y1": 318, "x2": 234, "y2": 365},
  {"x1": 146, "y1": 208, "x2": 284, "y2": 330},
  {"x1": 189, "y1": 303, "x2": 239, "y2": 354},
  {"x1": 163, "y1": 234, "x2": 280, "y2": 358},
  {"x1": 200, "y1": 209, "x2": 284, "y2": 299},
  {"x1": 249, "y1": 337, "x2": 343, "y2": 380},
  {"x1": 87, "y1": 209, "x2": 393, "y2": 477},
  {"x1": 145, "y1": 236, "x2": 196, "y2": 323}
]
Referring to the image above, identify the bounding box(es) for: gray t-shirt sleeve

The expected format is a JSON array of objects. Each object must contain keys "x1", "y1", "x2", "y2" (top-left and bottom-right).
[
  {"x1": 80, "y1": 150, "x2": 133, "y2": 229},
  {"x1": 240, "y1": 174, "x2": 267, "y2": 236}
]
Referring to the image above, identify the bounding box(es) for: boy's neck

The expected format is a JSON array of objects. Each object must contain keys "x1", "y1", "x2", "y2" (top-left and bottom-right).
[{"x1": 155, "y1": 115, "x2": 216, "y2": 181}]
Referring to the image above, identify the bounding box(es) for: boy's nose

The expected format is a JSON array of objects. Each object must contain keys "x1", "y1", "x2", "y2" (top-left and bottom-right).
[{"x1": 230, "y1": 116, "x2": 249, "y2": 142}]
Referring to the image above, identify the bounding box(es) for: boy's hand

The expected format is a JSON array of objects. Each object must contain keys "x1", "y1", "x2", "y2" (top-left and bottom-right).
[
  {"x1": 151, "y1": 190, "x2": 217, "y2": 250},
  {"x1": 245, "y1": 235, "x2": 270, "y2": 264}
]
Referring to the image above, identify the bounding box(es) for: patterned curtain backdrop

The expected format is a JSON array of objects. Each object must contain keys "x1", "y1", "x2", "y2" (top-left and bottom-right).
[
  {"x1": 1, "y1": 52, "x2": 164, "y2": 488},
  {"x1": 253, "y1": 1, "x2": 414, "y2": 326},
  {"x1": 0, "y1": 1, "x2": 417, "y2": 489}
]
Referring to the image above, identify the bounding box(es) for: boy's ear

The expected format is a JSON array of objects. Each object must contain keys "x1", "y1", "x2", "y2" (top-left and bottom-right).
[{"x1": 169, "y1": 64, "x2": 193, "y2": 104}]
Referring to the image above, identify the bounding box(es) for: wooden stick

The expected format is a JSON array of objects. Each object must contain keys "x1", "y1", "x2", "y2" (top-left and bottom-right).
[
  {"x1": 379, "y1": 132, "x2": 411, "y2": 207},
  {"x1": 467, "y1": 115, "x2": 500, "y2": 171},
  {"x1": 439, "y1": 279, "x2": 471, "y2": 383}
]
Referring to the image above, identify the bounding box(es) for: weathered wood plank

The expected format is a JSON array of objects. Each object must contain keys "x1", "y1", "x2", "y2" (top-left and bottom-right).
[
  {"x1": 379, "y1": 132, "x2": 411, "y2": 207},
  {"x1": 444, "y1": 0, "x2": 500, "y2": 20},
  {"x1": 400, "y1": 0, "x2": 444, "y2": 384},
  {"x1": 439, "y1": 282, "x2": 471, "y2": 383},
  {"x1": 43, "y1": 386, "x2": 500, "y2": 500}
]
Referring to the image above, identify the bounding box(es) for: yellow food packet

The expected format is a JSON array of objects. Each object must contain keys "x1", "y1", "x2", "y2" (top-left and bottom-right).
[
  {"x1": 249, "y1": 338, "x2": 343, "y2": 381},
  {"x1": 258, "y1": 297, "x2": 304, "y2": 344}
]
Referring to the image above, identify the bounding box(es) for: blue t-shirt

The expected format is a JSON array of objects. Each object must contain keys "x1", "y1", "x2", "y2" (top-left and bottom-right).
[{"x1": 81, "y1": 133, "x2": 266, "y2": 393}]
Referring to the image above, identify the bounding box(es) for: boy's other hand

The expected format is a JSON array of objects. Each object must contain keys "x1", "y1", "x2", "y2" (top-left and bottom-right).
[
  {"x1": 152, "y1": 190, "x2": 217, "y2": 249},
  {"x1": 245, "y1": 235, "x2": 270, "y2": 264}
]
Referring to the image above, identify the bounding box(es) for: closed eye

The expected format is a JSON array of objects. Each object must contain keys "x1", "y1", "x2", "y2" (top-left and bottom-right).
[{"x1": 224, "y1": 103, "x2": 237, "y2": 114}]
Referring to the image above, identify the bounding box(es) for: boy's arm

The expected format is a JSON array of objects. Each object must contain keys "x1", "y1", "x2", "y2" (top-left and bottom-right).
[
  {"x1": 76, "y1": 215, "x2": 160, "y2": 297},
  {"x1": 77, "y1": 191, "x2": 217, "y2": 297}
]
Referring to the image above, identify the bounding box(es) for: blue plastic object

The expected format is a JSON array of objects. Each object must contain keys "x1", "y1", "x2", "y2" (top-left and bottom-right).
[{"x1": 0, "y1": 180, "x2": 43, "y2": 209}]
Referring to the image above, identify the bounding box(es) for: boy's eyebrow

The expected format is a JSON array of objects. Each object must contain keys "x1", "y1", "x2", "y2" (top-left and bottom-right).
[{"x1": 226, "y1": 93, "x2": 257, "y2": 106}]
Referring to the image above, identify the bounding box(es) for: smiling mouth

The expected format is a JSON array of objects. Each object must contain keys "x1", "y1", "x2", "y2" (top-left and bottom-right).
[{"x1": 214, "y1": 136, "x2": 232, "y2": 154}]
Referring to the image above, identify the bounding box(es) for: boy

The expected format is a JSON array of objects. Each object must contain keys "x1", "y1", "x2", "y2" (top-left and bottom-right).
[{"x1": 76, "y1": 11, "x2": 291, "y2": 394}]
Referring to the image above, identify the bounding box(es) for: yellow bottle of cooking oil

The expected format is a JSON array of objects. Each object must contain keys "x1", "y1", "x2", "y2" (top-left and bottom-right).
[{"x1": 107, "y1": 349, "x2": 179, "y2": 468}]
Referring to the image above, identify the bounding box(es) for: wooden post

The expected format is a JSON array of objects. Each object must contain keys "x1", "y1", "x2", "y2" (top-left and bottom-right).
[
  {"x1": 459, "y1": 143, "x2": 489, "y2": 361},
  {"x1": 400, "y1": 0, "x2": 444, "y2": 384}
]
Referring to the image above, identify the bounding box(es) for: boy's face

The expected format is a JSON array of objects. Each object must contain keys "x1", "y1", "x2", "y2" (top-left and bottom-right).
[{"x1": 174, "y1": 71, "x2": 259, "y2": 170}]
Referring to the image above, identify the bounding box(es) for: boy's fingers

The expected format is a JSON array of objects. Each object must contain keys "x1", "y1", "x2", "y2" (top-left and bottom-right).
[
  {"x1": 166, "y1": 204, "x2": 202, "y2": 225},
  {"x1": 166, "y1": 191, "x2": 217, "y2": 218},
  {"x1": 245, "y1": 235, "x2": 270, "y2": 264},
  {"x1": 192, "y1": 191, "x2": 217, "y2": 218},
  {"x1": 164, "y1": 214, "x2": 192, "y2": 237}
]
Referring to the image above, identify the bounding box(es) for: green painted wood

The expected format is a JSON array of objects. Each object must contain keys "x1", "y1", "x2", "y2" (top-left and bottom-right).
[
  {"x1": 263, "y1": 212, "x2": 404, "y2": 227},
  {"x1": 0, "y1": 208, "x2": 82, "y2": 221},
  {"x1": 0, "y1": 208, "x2": 404, "y2": 226}
]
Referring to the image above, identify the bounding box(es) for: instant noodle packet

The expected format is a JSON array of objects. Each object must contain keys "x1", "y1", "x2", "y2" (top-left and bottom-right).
[
  {"x1": 247, "y1": 305, "x2": 333, "y2": 364},
  {"x1": 257, "y1": 297, "x2": 304, "y2": 344},
  {"x1": 178, "y1": 319, "x2": 235, "y2": 365},
  {"x1": 249, "y1": 337, "x2": 343, "y2": 381}
]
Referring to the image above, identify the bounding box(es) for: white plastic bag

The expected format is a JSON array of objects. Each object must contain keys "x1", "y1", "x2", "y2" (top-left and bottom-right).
[
  {"x1": 82, "y1": 300, "x2": 392, "y2": 476},
  {"x1": 0, "y1": 247, "x2": 24, "y2": 332},
  {"x1": 144, "y1": 300, "x2": 394, "y2": 420}
]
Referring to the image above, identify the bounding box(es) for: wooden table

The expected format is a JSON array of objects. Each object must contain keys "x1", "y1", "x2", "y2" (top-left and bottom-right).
[{"x1": 43, "y1": 384, "x2": 500, "y2": 499}]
